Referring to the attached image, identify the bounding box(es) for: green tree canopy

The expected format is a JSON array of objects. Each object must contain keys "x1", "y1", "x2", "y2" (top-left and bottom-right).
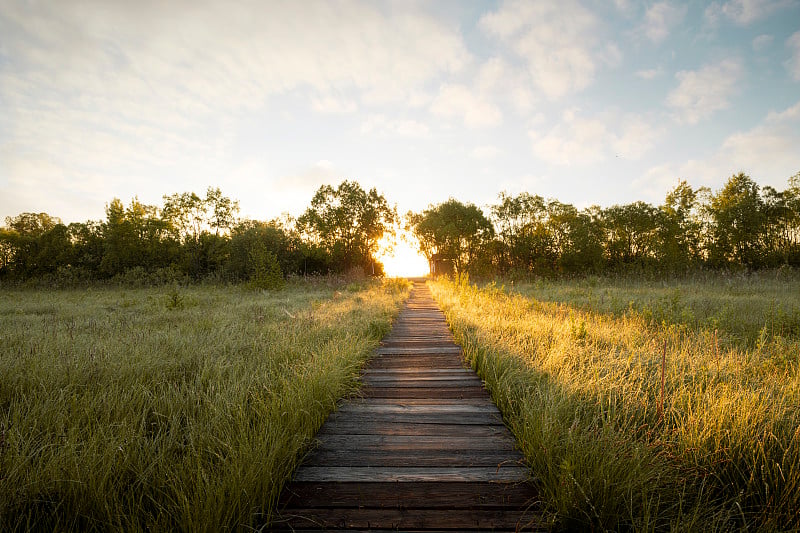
[
  {"x1": 706, "y1": 173, "x2": 765, "y2": 267},
  {"x1": 409, "y1": 199, "x2": 494, "y2": 273},
  {"x1": 296, "y1": 180, "x2": 396, "y2": 273}
]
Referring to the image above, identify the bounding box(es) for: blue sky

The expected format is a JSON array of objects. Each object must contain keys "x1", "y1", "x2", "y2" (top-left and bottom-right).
[{"x1": 1, "y1": 0, "x2": 799, "y2": 225}]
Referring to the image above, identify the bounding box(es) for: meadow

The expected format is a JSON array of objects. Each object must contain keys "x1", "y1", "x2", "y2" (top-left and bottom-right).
[
  {"x1": 429, "y1": 272, "x2": 800, "y2": 531},
  {"x1": 0, "y1": 278, "x2": 409, "y2": 531}
]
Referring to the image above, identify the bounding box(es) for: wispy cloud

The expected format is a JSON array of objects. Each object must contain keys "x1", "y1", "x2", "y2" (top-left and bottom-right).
[
  {"x1": 640, "y1": 2, "x2": 688, "y2": 43},
  {"x1": 311, "y1": 96, "x2": 358, "y2": 114},
  {"x1": 471, "y1": 145, "x2": 501, "y2": 159},
  {"x1": 641, "y1": 100, "x2": 800, "y2": 193},
  {"x1": 480, "y1": 0, "x2": 620, "y2": 99},
  {"x1": 705, "y1": 0, "x2": 794, "y2": 25},
  {"x1": 530, "y1": 109, "x2": 659, "y2": 165},
  {"x1": 0, "y1": 1, "x2": 473, "y2": 218},
  {"x1": 786, "y1": 31, "x2": 800, "y2": 80},
  {"x1": 636, "y1": 67, "x2": 664, "y2": 80},
  {"x1": 430, "y1": 84, "x2": 503, "y2": 128},
  {"x1": 360, "y1": 115, "x2": 431, "y2": 138},
  {"x1": 752, "y1": 34, "x2": 774, "y2": 50},
  {"x1": 666, "y1": 59, "x2": 743, "y2": 124}
]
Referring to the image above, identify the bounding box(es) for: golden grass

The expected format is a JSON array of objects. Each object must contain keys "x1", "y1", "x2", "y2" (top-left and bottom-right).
[{"x1": 430, "y1": 274, "x2": 800, "y2": 531}]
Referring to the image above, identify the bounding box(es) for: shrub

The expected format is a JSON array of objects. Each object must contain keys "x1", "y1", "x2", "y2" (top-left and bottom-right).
[{"x1": 248, "y1": 243, "x2": 284, "y2": 290}]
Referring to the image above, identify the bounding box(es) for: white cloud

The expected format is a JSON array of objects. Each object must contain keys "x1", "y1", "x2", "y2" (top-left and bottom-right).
[
  {"x1": 471, "y1": 145, "x2": 501, "y2": 159},
  {"x1": 480, "y1": 0, "x2": 618, "y2": 99},
  {"x1": 636, "y1": 67, "x2": 664, "y2": 80},
  {"x1": 641, "y1": 100, "x2": 800, "y2": 193},
  {"x1": 476, "y1": 57, "x2": 537, "y2": 112},
  {"x1": 786, "y1": 32, "x2": 800, "y2": 81},
  {"x1": 752, "y1": 34, "x2": 774, "y2": 51},
  {"x1": 360, "y1": 115, "x2": 430, "y2": 138},
  {"x1": 0, "y1": 1, "x2": 471, "y2": 209},
  {"x1": 311, "y1": 96, "x2": 357, "y2": 114},
  {"x1": 430, "y1": 84, "x2": 503, "y2": 128},
  {"x1": 666, "y1": 59, "x2": 743, "y2": 124},
  {"x1": 705, "y1": 0, "x2": 793, "y2": 25},
  {"x1": 530, "y1": 109, "x2": 659, "y2": 165},
  {"x1": 613, "y1": 0, "x2": 637, "y2": 15},
  {"x1": 641, "y1": 2, "x2": 688, "y2": 43}
]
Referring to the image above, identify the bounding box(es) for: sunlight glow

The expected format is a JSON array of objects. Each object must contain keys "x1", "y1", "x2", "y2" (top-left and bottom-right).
[{"x1": 377, "y1": 231, "x2": 429, "y2": 278}]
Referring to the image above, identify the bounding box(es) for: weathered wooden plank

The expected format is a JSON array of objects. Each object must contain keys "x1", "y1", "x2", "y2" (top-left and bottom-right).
[
  {"x1": 310, "y1": 434, "x2": 516, "y2": 451},
  {"x1": 335, "y1": 402, "x2": 500, "y2": 414},
  {"x1": 317, "y1": 421, "x2": 508, "y2": 437},
  {"x1": 366, "y1": 357, "x2": 466, "y2": 369},
  {"x1": 361, "y1": 378, "x2": 483, "y2": 387},
  {"x1": 362, "y1": 374, "x2": 482, "y2": 384},
  {"x1": 375, "y1": 346, "x2": 462, "y2": 355},
  {"x1": 323, "y1": 411, "x2": 504, "y2": 426},
  {"x1": 304, "y1": 449, "x2": 524, "y2": 467},
  {"x1": 279, "y1": 481, "x2": 538, "y2": 509},
  {"x1": 343, "y1": 397, "x2": 492, "y2": 407},
  {"x1": 368, "y1": 353, "x2": 465, "y2": 362},
  {"x1": 292, "y1": 466, "x2": 531, "y2": 483},
  {"x1": 362, "y1": 387, "x2": 490, "y2": 399},
  {"x1": 362, "y1": 368, "x2": 475, "y2": 375},
  {"x1": 362, "y1": 371, "x2": 479, "y2": 379},
  {"x1": 273, "y1": 508, "x2": 541, "y2": 530}
]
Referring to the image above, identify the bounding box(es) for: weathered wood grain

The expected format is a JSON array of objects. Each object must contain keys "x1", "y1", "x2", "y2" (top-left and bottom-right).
[
  {"x1": 334, "y1": 401, "x2": 501, "y2": 414},
  {"x1": 323, "y1": 410, "x2": 504, "y2": 425},
  {"x1": 306, "y1": 434, "x2": 516, "y2": 451},
  {"x1": 273, "y1": 507, "x2": 540, "y2": 530},
  {"x1": 304, "y1": 449, "x2": 524, "y2": 467},
  {"x1": 316, "y1": 421, "x2": 509, "y2": 438},
  {"x1": 279, "y1": 481, "x2": 538, "y2": 509},
  {"x1": 292, "y1": 466, "x2": 531, "y2": 483}
]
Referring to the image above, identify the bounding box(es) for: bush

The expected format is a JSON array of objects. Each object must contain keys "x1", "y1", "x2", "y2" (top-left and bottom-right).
[{"x1": 248, "y1": 243, "x2": 284, "y2": 290}]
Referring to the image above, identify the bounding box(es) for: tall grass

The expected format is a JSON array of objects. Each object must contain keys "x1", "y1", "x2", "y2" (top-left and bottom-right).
[
  {"x1": 0, "y1": 278, "x2": 409, "y2": 531},
  {"x1": 430, "y1": 274, "x2": 800, "y2": 531},
  {"x1": 513, "y1": 270, "x2": 800, "y2": 348}
]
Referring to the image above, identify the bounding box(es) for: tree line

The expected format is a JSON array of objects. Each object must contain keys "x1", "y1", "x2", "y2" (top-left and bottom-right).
[
  {"x1": 0, "y1": 183, "x2": 395, "y2": 287},
  {"x1": 1, "y1": 172, "x2": 799, "y2": 285},
  {"x1": 410, "y1": 172, "x2": 800, "y2": 276}
]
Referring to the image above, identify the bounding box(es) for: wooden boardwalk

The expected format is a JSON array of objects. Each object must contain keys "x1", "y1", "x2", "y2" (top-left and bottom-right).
[{"x1": 273, "y1": 280, "x2": 540, "y2": 531}]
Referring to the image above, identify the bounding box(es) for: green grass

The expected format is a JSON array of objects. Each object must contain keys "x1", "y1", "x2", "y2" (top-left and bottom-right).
[
  {"x1": 429, "y1": 273, "x2": 800, "y2": 532},
  {"x1": 0, "y1": 277, "x2": 410, "y2": 531},
  {"x1": 511, "y1": 270, "x2": 800, "y2": 348}
]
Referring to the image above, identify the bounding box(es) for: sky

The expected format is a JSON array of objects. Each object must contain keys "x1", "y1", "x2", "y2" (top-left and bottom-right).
[{"x1": 1, "y1": 0, "x2": 800, "y2": 227}]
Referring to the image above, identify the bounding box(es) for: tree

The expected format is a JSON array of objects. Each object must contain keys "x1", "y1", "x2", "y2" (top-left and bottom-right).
[
  {"x1": 546, "y1": 202, "x2": 603, "y2": 274},
  {"x1": 409, "y1": 199, "x2": 494, "y2": 274},
  {"x1": 296, "y1": 180, "x2": 396, "y2": 273},
  {"x1": 206, "y1": 187, "x2": 240, "y2": 236},
  {"x1": 228, "y1": 220, "x2": 302, "y2": 280},
  {"x1": 659, "y1": 180, "x2": 704, "y2": 269},
  {"x1": 0, "y1": 213, "x2": 71, "y2": 277},
  {"x1": 490, "y1": 192, "x2": 548, "y2": 273},
  {"x1": 706, "y1": 173, "x2": 765, "y2": 267},
  {"x1": 602, "y1": 201, "x2": 661, "y2": 267},
  {"x1": 787, "y1": 172, "x2": 800, "y2": 265},
  {"x1": 67, "y1": 221, "x2": 104, "y2": 275},
  {"x1": 161, "y1": 188, "x2": 239, "y2": 277}
]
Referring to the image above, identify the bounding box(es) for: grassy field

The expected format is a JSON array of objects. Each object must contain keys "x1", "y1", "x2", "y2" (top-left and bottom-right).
[
  {"x1": 0, "y1": 278, "x2": 409, "y2": 531},
  {"x1": 429, "y1": 272, "x2": 800, "y2": 532}
]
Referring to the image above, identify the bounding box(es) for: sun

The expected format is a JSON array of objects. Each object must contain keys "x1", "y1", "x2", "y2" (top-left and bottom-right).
[{"x1": 377, "y1": 231, "x2": 429, "y2": 278}]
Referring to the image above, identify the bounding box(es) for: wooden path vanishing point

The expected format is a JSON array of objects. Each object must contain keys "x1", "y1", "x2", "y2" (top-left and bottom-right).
[{"x1": 273, "y1": 280, "x2": 540, "y2": 531}]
